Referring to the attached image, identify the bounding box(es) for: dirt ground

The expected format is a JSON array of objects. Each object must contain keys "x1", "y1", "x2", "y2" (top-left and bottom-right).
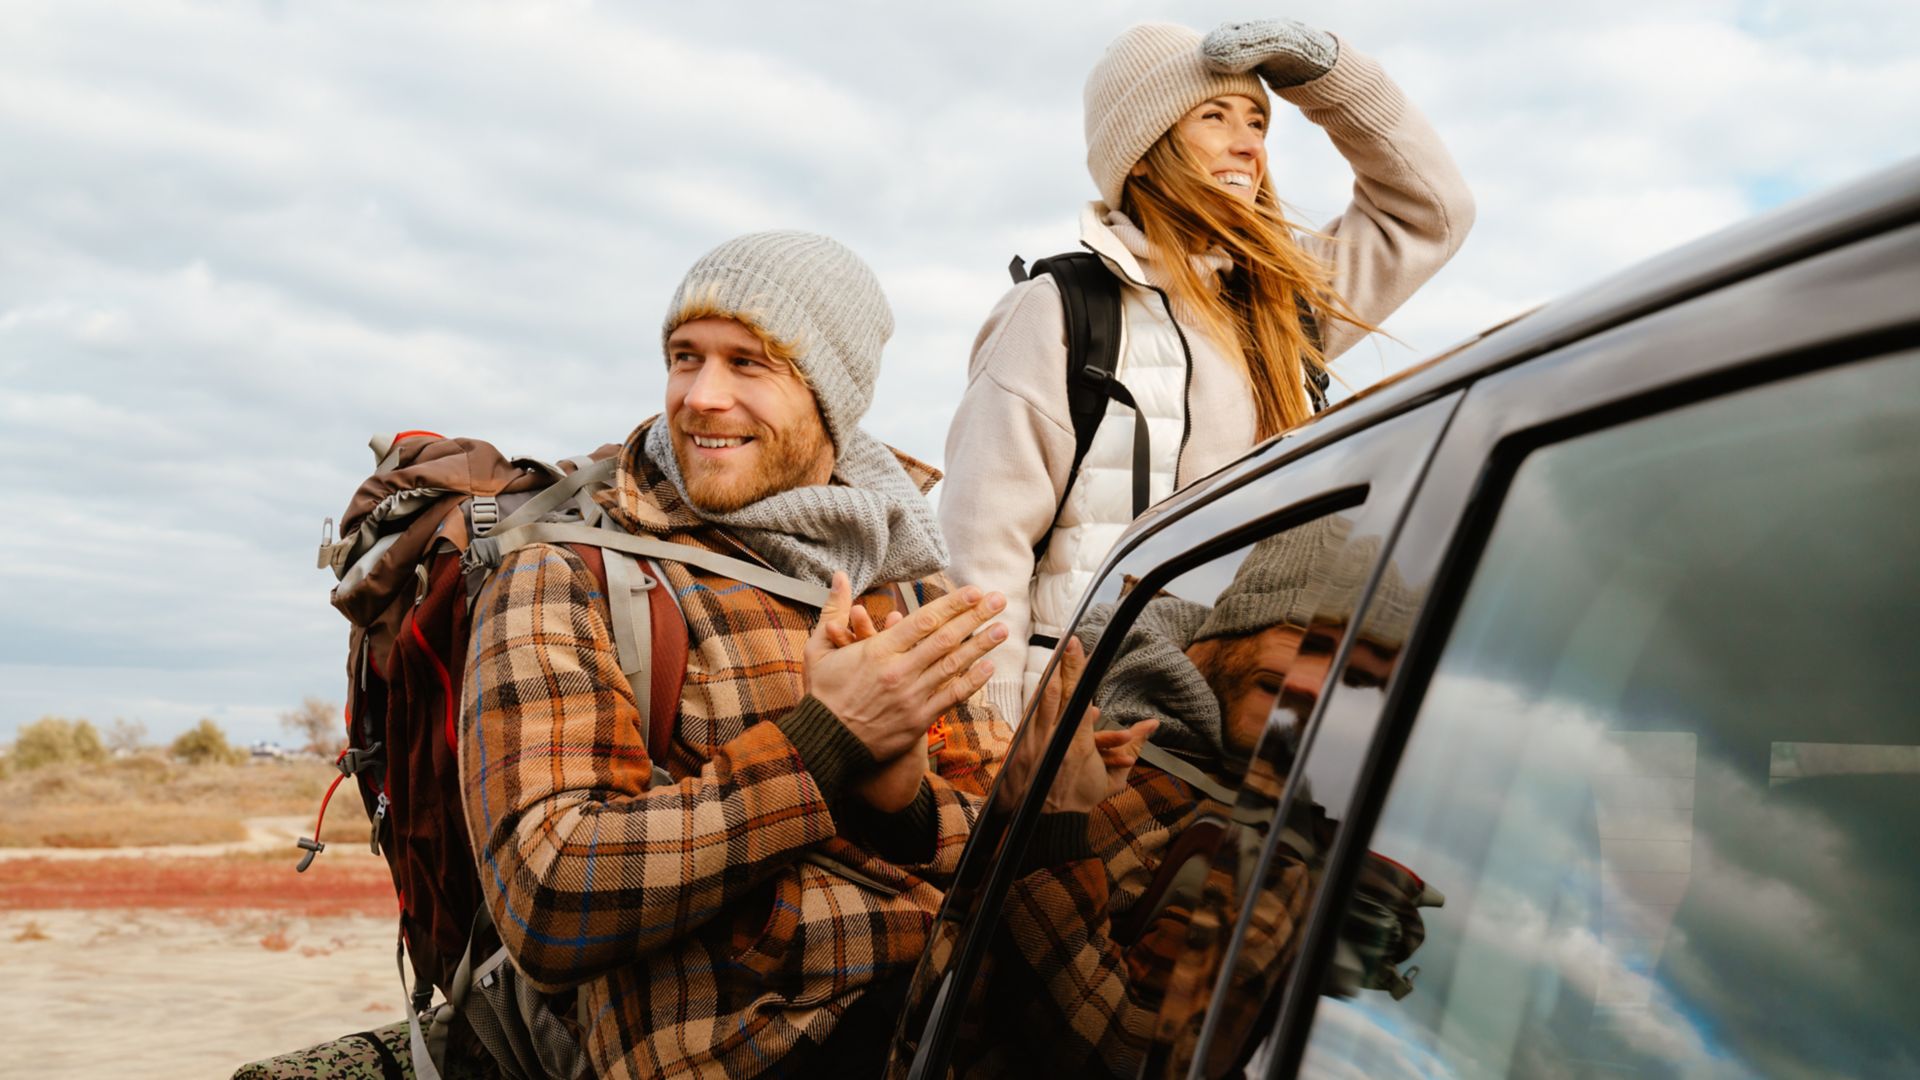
[{"x1": 0, "y1": 765, "x2": 409, "y2": 1079}]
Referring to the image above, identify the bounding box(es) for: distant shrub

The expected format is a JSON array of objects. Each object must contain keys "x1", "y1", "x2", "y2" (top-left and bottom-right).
[
  {"x1": 10, "y1": 717, "x2": 108, "y2": 770},
  {"x1": 279, "y1": 696, "x2": 345, "y2": 757},
  {"x1": 106, "y1": 718, "x2": 148, "y2": 755},
  {"x1": 169, "y1": 718, "x2": 245, "y2": 766}
]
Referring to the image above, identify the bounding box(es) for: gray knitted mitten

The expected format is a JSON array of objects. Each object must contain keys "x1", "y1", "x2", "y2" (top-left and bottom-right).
[{"x1": 1200, "y1": 19, "x2": 1339, "y2": 89}]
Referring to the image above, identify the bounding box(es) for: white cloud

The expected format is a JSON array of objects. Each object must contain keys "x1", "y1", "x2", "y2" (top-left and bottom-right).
[{"x1": 3, "y1": 0, "x2": 1917, "y2": 741}]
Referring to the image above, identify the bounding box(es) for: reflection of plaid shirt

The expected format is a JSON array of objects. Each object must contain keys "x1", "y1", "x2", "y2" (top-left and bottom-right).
[
  {"x1": 971, "y1": 761, "x2": 1311, "y2": 1080},
  {"x1": 460, "y1": 423, "x2": 1008, "y2": 1080}
]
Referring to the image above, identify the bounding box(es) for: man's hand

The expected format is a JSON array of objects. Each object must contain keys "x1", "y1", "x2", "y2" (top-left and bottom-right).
[
  {"x1": 1042, "y1": 658, "x2": 1158, "y2": 814},
  {"x1": 832, "y1": 603, "x2": 933, "y2": 814},
  {"x1": 998, "y1": 637, "x2": 1158, "y2": 815},
  {"x1": 805, "y1": 572, "x2": 1006, "y2": 762},
  {"x1": 1200, "y1": 18, "x2": 1338, "y2": 90}
]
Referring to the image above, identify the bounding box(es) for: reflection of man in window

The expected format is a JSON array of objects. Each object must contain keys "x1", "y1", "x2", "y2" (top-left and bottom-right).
[{"x1": 969, "y1": 520, "x2": 1434, "y2": 1078}]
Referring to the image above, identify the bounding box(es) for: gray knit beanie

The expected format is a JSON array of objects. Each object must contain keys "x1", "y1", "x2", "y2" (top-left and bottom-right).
[
  {"x1": 1084, "y1": 22, "x2": 1271, "y2": 209},
  {"x1": 1196, "y1": 516, "x2": 1371, "y2": 642},
  {"x1": 662, "y1": 230, "x2": 893, "y2": 449}
]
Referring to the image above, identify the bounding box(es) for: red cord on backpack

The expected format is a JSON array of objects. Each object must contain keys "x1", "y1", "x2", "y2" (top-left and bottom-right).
[{"x1": 294, "y1": 748, "x2": 352, "y2": 873}]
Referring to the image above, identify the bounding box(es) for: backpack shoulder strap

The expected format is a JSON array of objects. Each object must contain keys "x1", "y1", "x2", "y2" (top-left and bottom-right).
[
  {"x1": 472, "y1": 522, "x2": 829, "y2": 608},
  {"x1": 1111, "y1": 813, "x2": 1227, "y2": 946},
  {"x1": 565, "y1": 545, "x2": 684, "y2": 789},
  {"x1": 1014, "y1": 251, "x2": 1146, "y2": 563}
]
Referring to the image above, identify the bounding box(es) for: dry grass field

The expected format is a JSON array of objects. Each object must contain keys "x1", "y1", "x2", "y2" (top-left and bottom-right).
[
  {"x1": 0, "y1": 753, "x2": 402, "y2": 1078},
  {"x1": 0, "y1": 754, "x2": 372, "y2": 849}
]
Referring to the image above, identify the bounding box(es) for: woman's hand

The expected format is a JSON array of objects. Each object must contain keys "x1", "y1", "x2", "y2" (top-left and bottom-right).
[{"x1": 1201, "y1": 19, "x2": 1338, "y2": 89}]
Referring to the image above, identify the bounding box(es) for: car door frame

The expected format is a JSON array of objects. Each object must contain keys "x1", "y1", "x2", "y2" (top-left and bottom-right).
[
  {"x1": 1252, "y1": 218, "x2": 1920, "y2": 1078},
  {"x1": 895, "y1": 384, "x2": 1469, "y2": 1080}
]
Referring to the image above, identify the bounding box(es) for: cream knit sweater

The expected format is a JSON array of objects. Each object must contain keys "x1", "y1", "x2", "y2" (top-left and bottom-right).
[{"x1": 939, "y1": 41, "x2": 1475, "y2": 726}]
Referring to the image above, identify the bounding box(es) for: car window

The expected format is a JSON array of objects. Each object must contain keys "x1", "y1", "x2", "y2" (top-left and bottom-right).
[
  {"x1": 1298, "y1": 352, "x2": 1920, "y2": 1078},
  {"x1": 938, "y1": 503, "x2": 1393, "y2": 1080}
]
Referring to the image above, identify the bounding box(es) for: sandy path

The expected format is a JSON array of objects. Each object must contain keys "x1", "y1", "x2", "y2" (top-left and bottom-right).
[
  {"x1": 0, "y1": 815, "x2": 314, "y2": 863},
  {"x1": 1, "y1": 907, "x2": 403, "y2": 1079}
]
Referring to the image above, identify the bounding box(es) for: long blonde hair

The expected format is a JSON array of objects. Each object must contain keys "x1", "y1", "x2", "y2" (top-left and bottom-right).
[{"x1": 1121, "y1": 134, "x2": 1374, "y2": 437}]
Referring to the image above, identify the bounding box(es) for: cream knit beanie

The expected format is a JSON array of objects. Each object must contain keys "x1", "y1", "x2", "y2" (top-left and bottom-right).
[
  {"x1": 1084, "y1": 22, "x2": 1270, "y2": 209},
  {"x1": 663, "y1": 230, "x2": 893, "y2": 449}
]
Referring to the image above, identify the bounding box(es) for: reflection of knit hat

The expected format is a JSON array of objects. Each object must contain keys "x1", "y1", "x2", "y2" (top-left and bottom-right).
[
  {"x1": 1197, "y1": 516, "x2": 1368, "y2": 642},
  {"x1": 1084, "y1": 23, "x2": 1270, "y2": 208},
  {"x1": 663, "y1": 230, "x2": 892, "y2": 449},
  {"x1": 1357, "y1": 563, "x2": 1423, "y2": 650}
]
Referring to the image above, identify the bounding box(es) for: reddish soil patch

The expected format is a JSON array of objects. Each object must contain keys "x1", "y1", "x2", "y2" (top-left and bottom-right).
[{"x1": 0, "y1": 855, "x2": 395, "y2": 917}]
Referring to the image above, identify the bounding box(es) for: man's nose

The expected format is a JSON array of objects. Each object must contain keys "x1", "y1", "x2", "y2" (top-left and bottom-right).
[{"x1": 682, "y1": 358, "x2": 736, "y2": 411}]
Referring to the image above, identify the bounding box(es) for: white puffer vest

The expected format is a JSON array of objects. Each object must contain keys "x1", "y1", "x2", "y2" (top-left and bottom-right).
[{"x1": 1019, "y1": 208, "x2": 1202, "y2": 702}]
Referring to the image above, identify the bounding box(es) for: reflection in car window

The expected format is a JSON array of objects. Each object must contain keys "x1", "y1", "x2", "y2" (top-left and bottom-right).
[
  {"x1": 1300, "y1": 353, "x2": 1920, "y2": 1078},
  {"x1": 939, "y1": 507, "x2": 1413, "y2": 1079}
]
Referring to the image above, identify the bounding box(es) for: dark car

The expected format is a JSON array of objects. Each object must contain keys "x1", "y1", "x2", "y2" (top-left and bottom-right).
[{"x1": 888, "y1": 160, "x2": 1920, "y2": 1080}]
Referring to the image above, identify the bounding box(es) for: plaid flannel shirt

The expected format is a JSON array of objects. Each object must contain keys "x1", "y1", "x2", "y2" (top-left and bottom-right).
[
  {"x1": 460, "y1": 422, "x2": 1008, "y2": 1080},
  {"x1": 966, "y1": 758, "x2": 1310, "y2": 1079}
]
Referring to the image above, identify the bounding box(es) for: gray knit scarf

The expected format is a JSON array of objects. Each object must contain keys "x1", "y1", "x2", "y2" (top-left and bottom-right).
[
  {"x1": 642, "y1": 420, "x2": 948, "y2": 597},
  {"x1": 1074, "y1": 596, "x2": 1226, "y2": 761}
]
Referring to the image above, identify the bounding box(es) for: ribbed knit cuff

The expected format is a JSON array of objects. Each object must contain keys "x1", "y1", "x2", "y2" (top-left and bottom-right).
[
  {"x1": 1018, "y1": 812, "x2": 1095, "y2": 874},
  {"x1": 775, "y1": 696, "x2": 875, "y2": 810},
  {"x1": 1276, "y1": 37, "x2": 1406, "y2": 137},
  {"x1": 851, "y1": 780, "x2": 938, "y2": 865},
  {"x1": 983, "y1": 679, "x2": 1026, "y2": 731}
]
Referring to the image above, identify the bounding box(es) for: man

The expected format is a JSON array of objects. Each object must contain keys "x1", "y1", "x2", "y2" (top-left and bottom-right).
[
  {"x1": 462, "y1": 231, "x2": 1011, "y2": 1079},
  {"x1": 961, "y1": 520, "x2": 1436, "y2": 1078}
]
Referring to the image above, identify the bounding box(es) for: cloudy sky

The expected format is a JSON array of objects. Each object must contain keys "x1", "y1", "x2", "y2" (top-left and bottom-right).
[{"x1": 3, "y1": 0, "x2": 1917, "y2": 746}]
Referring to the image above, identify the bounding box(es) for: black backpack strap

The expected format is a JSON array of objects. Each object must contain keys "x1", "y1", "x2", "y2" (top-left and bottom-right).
[
  {"x1": 1018, "y1": 251, "x2": 1136, "y2": 563},
  {"x1": 1299, "y1": 296, "x2": 1329, "y2": 413}
]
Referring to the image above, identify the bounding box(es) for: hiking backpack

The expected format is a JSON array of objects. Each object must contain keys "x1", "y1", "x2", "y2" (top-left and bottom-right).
[
  {"x1": 1007, "y1": 251, "x2": 1331, "y2": 570},
  {"x1": 302, "y1": 430, "x2": 840, "y2": 1080}
]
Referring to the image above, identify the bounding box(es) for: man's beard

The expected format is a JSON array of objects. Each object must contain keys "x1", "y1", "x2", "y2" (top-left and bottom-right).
[{"x1": 671, "y1": 414, "x2": 832, "y2": 514}]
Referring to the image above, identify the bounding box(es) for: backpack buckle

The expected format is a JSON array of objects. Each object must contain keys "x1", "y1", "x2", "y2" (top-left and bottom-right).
[
  {"x1": 338, "y1": 741, "x2": 382, "y2": 776},
  {"x1": 469, "y1": 496, "x2": 500, "y2": 537},
  {"x1": 464, "y1": 536, "x2": 502, "y2": 573}
]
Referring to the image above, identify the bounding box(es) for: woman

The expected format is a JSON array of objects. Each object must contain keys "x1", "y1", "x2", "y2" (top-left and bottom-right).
[{"x1": 939, "y1": 18, "x2": 1474, "y2": 725}]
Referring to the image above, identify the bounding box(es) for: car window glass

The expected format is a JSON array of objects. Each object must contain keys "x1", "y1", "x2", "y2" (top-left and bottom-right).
[
  {"x1": 943, "y1": 505, "x2": 1383, "y2": 1080},
  {"x1": 1299, "y1": 353, "x2": 1920, "y2": 1078}
]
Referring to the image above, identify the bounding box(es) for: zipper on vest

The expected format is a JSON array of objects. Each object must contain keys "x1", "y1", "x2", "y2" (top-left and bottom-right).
[
  {"x1": 1086, "y1": 246, "x2": 1197, "y2": 497},
  {"x1": 1147, "y1": 283, "x2": 1198, "y2": 486}
]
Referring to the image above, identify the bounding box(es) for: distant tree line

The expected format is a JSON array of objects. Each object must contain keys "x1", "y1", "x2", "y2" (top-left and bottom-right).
[{"x1": 2, "y1": 697, "x2": 343, "y2": 772}]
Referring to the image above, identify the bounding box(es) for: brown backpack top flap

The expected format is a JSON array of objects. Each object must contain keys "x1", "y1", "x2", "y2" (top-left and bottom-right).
[{"x1": 339, "y1": 436, "x2": 544, "y2": 536}]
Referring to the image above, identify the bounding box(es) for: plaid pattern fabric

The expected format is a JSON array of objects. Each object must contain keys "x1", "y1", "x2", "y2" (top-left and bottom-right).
[
  {"x1": 968, "y1": 761, "x2": 1310, "y2": 1079},
  {"x1": 460, "y1": 421, "x2": 1008, "y2": 1080}
]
